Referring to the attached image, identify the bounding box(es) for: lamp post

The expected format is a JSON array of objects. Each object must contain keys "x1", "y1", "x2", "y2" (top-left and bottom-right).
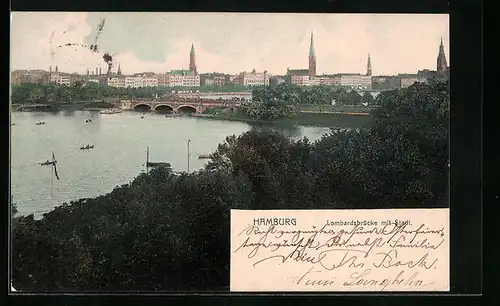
[{"x1": 187, "y1": 139, "x2": 191, "y2": 173}]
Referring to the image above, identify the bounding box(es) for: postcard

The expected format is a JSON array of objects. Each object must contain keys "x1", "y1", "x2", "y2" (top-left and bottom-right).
[
  {"x1": 230, "y1": 209, "x2": 449, "y2": 292},
  {"x1": 10, "y1": 12, "x2": 449, "y2": 292}
]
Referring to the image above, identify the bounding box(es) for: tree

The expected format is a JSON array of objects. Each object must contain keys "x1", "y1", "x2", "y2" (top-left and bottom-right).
[
  {"x1": 347, "y1": 90, "x2": 362, "y2": 105},
  {"x1": 362, "y1": 91, "x2": 375, "y2": 105}
]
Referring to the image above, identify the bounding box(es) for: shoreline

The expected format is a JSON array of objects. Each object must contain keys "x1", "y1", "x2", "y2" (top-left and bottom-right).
[{"x1": 11, "y1": 109, "x2": 374, "y2": 128}]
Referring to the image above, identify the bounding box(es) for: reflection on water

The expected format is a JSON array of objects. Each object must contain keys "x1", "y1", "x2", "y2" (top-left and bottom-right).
[
  {"x1": 248, "y1": 121, "x2": 302, "y2": 139},
  {"x1": 11, "y1": 111, "x2": 339, "y2": 218}
]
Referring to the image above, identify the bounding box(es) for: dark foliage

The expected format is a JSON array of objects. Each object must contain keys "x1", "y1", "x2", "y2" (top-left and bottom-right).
[
  {"x1": 11, "y1": 81, "x2": 449, "y2": 290},
  {"x1": 252, "y1": 83, "x2": 366, "y2": 106}
]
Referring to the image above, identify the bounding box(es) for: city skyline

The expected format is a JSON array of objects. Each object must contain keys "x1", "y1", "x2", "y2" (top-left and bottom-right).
[{"x1": 11, "y1": 13, "x2": 449, "y2": 76}]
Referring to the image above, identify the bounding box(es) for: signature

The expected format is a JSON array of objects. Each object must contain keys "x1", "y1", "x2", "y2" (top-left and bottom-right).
[{"x1": 233, "y1": 221, "x2": 444, "y2": 273}]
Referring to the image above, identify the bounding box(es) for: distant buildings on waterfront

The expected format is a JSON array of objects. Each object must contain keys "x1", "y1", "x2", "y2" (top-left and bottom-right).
[{"x1": 11, "y1": 35, "x2": 449, "y2": 91}]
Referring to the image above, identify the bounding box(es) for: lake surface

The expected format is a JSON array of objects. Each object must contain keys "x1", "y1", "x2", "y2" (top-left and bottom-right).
[{"x1": 11, "y1": 111, "x2": 343, "y2": 218}]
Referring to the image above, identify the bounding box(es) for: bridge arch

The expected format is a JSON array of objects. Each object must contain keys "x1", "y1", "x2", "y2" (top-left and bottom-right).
[
  {"x1": 133, "y1": 104, "x2": 152, "y2": 112},
  {"x1": 154, "y1": 104, "x2": 174, "y2": 114},
  {"x1": 177, "y1": 105, "x2": 197, "y2": 114}
]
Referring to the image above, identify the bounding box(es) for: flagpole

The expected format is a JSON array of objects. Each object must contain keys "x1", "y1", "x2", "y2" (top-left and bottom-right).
[{"x1": 50, "y1": 152, "x2": 54, "y2": 198}]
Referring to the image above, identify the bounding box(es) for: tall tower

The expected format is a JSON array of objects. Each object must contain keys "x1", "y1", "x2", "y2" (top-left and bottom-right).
[
  {"x1": 366, "y1": 53, "x2": 372, "y2": 76},
  {"x1": 437, "y1": 36, "x2": 448, "y2": 75},
  {"x1": 189, "y1": 43, "x2": 197, "y2": 75},
  {"x1": 117, "y1": 63, "x2": 122, "y2": 76},
  {"x1": 308, "y1": 32, "x2": 316, "y2": 77}
]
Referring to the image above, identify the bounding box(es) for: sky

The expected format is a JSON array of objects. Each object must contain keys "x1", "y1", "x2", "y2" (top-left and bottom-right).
[{"x1": 10, "y1": 12, "x2": 449, "y2": 76}]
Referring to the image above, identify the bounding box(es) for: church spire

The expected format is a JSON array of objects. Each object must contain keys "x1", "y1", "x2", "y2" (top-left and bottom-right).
[
  {"x1": 366, "y1": 53, "x2": 372, "y2": 76},
  {"x1": 437, "y1": 36, "x2": 448, "y2": 75},
  {"x1": 309, "y1": 32, "x2": 315, "y2": 58},
  {"x1": 308, "y1": 32, "x2": 316, "y2": 77},
  {"x1": 117, "y1": 63, "x2": 122, "y2": 76},
  {"x1": 189, "y1": 43, "x2": 197, "y2": 75}
]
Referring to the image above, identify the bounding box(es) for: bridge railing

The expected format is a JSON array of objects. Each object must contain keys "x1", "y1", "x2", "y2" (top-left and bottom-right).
[{"x1": 128, "y1": 99, "x2": 243, "y2": 105}]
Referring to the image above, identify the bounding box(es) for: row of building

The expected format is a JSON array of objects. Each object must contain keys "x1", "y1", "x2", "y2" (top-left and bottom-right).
[
  {"x1": 11, "y1": 34, "x2": 449, "y2": 91},
  {"x1": 10, "y1": 66, "x2": 444, "y2": 91},
  {"x1": 282, "y1": 33, "x2": 448, "y2": 90}
]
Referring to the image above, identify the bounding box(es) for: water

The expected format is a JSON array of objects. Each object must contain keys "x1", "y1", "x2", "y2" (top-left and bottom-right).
[{"x1": 11, "y1": 111, "x2": 334, "y2": 218}]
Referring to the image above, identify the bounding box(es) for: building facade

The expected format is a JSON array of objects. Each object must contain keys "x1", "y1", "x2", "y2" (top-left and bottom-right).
[
  {"x1": 181, "y1": 74, "x2": 200, "y2": 87},
  {"x1": 213, "y1": 76, "x2": 226, "y2": 86},
  {"x1": 237, "y1": 70, "x2": 270, "y2": 86},
  {"x1": 142, "y1": 75, "x2": 158, "y2": 87},
  {"x1": 157, "y1": 74, "x2": 170, "y2": 87},
  {"x1": 336, "y1": 74, "x2": 372, "y2": 90},
  {"x1": 108, "y1": 76, "x2": 126, "y2": 88},
  {"x1": 155, "y1": 70, "x2": 201, "y2": 87},
  {"x1": 204, "y1": 78, "x2": 215, "y2": 86},
  {"x1": 49, "y1": 73, "x2": 71, "y2": 86},
  {"x1": 124, "y1": 76, "x2": 143, "y2": 88},
  {"x1": 11, "y1": 70, "x2": 49, "y2": 85},
  {"x1": 371, "y1": 76, "x2": 390, "y2": 90}
]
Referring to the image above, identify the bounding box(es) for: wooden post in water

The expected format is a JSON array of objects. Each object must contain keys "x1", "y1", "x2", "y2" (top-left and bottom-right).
[
  {"x1": 187, "y1": 139, "x2": 191, "y2": 173},
  {"x1": 50, "y1": 155, "x2": 54, "y2": 198},
  {"x1": 51, "y1": 166, "x2": 54, "y2": 197},
  {"x1": 146, "y1": 146, "x2": 150, "y2": 175}
]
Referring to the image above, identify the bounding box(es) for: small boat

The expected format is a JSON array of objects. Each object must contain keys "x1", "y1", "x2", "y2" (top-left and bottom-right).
[
  {"x1": 80, "y1": 144, "x2": 95, "y2": 150},
  {"x1": 36, "y1": 121, "x2": 45, "y2": 125},
  {"x1": 141, "y1": 116, "x2": 144, "y2": 119},
  {"x1": 11, "y1": 123, "x2": 15, "y2": 126},
  {"x1": 198, "y1": 154, "x2": 212, "y2": 159},
  {"x1": 40, "y1": 160, "x2": 56, "y2": 166}
]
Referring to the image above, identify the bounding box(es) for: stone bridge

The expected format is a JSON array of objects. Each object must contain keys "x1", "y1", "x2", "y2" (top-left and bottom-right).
[{"x1": 117, "y1": 99, "x2": 242, "y2": 114}]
